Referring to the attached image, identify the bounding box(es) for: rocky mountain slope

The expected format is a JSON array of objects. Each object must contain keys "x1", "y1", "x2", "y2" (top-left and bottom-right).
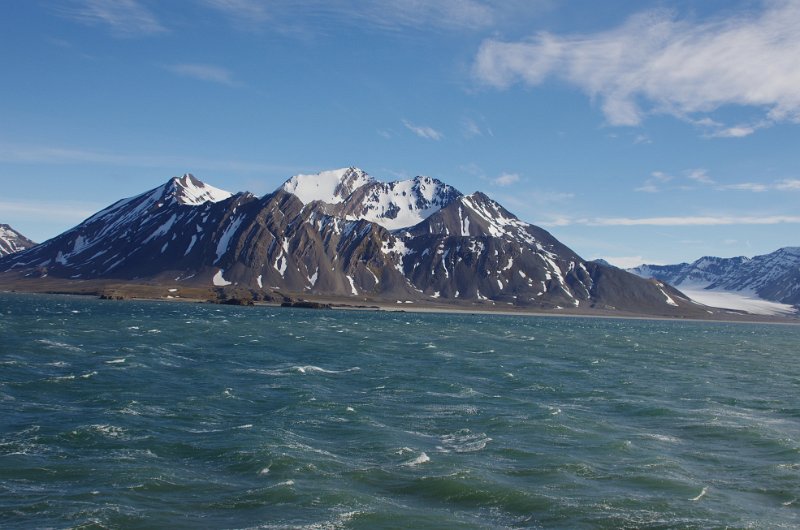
[
  {"x1": 0, "y1": 168, "x2": 705, "y2": 316},
  {"x1": 629, "y1": 248, "x2": 800, "y2": 307},
  {"x1": 0, "y1": 224, "x2": 36, "y2": 257}
]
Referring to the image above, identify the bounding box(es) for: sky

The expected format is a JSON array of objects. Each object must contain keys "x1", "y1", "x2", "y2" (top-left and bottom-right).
[{"x1": 1, "y1": 0, "x2": 799, "y2": 267}]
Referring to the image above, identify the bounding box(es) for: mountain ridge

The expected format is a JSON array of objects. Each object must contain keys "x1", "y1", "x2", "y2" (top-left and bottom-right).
[
  {"x1": 0, "y1": 168, "x2": 718, "y2": 317},
  {"x1": 629, "y1": 247, "x2": 800, "y2": 308}
]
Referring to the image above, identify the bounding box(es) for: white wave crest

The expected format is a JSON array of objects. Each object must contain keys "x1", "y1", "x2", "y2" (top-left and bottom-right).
[
  {"x1": 439, "y1": 430, "x2": 492, "y2": 453},
  {"x1": 293, "y1": 365, "x2": 360, "y2": 375},
  {"x1": 402, "y1": 452, "x2": 430, "y2": 467}
]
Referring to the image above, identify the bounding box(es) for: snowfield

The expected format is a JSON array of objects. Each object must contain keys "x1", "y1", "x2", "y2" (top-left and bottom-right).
[{"x1": 680, "y1": 288, "x2": 797, "y2": 316}]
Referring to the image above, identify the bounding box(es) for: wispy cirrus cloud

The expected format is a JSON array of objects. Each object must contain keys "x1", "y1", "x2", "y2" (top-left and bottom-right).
[
  {"x1": 686, "y1": 169, "x2": 714, "y2": 185},
  {"x1": 462, "y1": 118, "x2": 483, "y2": 139},
  {"x1": 777, "y1": 178, "x2": 800, "y2": 190},
  {"x1": 718, "y1": 178, "x2": 800, "y2": 192},
  {"x1": 164, "y1": 63, "x2": 240, "y2": 87},
  {"x1": 718, "y1": 182, "x2": 769, "y2": 192},
  {"x1": 460, "y1": 116, "x2": 493, "y2": 139},
  {"x1": 200, "y1": 0, "x2": 270, "y2": 28},
  {"x1": 637, "y1": 168, "x2": 717, "y2": 192},
  {"x1": 59, "y1": 0, "x2": 166, "y2": 36},
  {"x1": 0, "y1": 200, "x2": 100, "y2": 223},
  {"x1": 635, "y1": 170, "x2": 673, "y2": 193},
  {"x1": 538, "y1": 215, "x2": 800, "y2": 227},
  {"x1": 474, "y1": 2, "x2": 800, "y2": 135},
  {"x1": 491, "y1": 173, "x2": 520, "y2": 186},
  {"x1": 601, "y1": 256, "x2": 660, "y2": 269},
  {"x1": 0, "y1": 142, "x2": 298, "y2": 174},
  {"x1": 354, "y1": 0, "x2": 495, "y2": 31},
  {"x1": 200, "y1": 0, "x2": 550, "y2": 33},
  {"x1": 402, "y1": 119, "x2": 443, "y2": 141},
  {"x1": 636, "y1": 168, "x2": 800, "y2": 194}
]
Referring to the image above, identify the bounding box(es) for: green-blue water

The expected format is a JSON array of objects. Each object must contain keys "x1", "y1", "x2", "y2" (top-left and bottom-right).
[{"x1": 1, "y1": 293, "x2": 799, "y2": 529}]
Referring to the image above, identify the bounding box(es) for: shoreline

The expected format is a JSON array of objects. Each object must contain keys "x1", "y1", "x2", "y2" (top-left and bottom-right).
[{"x1": 2, "y1": 286, "x2": 798, "y2": 326}]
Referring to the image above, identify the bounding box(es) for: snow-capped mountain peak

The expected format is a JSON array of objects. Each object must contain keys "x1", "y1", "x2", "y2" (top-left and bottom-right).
[
  {"x1": 282, "y1": 167, "x2": 374, "y2": 205},
  {"x1": 282, "y1": 168, "x2": 462, "y2": 230},
  {"x1": 0, "y1": 224, "x2": 36, "y2": 257},
  {"x1": 168, "y1": 173, "x2": 232, "y2": 205},
  {"x1": 344, "y1": 175, "x2": 462, "y2": 230}
]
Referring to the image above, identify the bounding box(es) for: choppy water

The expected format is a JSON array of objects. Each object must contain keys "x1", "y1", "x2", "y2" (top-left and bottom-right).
[{"x1": 1, "y1": 292, "x2": 799, "y2": 529}]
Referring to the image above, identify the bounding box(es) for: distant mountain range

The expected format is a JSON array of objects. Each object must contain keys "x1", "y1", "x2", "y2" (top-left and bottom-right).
[
  {"x1": 0, "y1": 224, "x2": 36, "y2": 257},
  {"x1": 629, "y1": 247, "x2": 800, "y2": 309},
  {"x1": 0, "y1": 169, "x2": 728, "y2": 317}
]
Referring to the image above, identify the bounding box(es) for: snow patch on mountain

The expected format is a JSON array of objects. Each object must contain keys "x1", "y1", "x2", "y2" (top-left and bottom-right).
[
  {"x1": 213, "y1": 269, "x2": 232, "y2": 286},
  {"x1": 679, "y1": 288, "x2": 796, "y2": 316},
  {"x1": 354, "y1": 176, "x2": 460, "y2": 230},
  {"x1": 215, "y1": 215, "x2": 245, "y2": 263},
  {"x1": 282, "y1": 167, "x2": 373, "y2": 205}
]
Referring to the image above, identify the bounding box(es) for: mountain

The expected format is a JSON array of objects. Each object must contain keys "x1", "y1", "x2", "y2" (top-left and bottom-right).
[
  {"x1": 282, "y1": 168, "x2": 461, "y2": 230},
  {"x1": 0, "y1": 224, "x2": 36, "y2": 257},
  {"x1": 629, "y1": 248, "x2": 800, "y2": 308},
  {"x1": 0, "y1": 169, "x2": 708, "y2": 316}
]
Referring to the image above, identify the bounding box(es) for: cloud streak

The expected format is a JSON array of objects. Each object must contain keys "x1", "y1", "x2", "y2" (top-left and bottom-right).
[
  {"x1": 540, "y1": 215, "x2": 800, "y2": 227},
  {"x1": 474, "y1": 2, "x2": 800, "y2": 133},
  {"x1": 164, "y1": 63, "x2": 240, "y2": 86},
  {"x1": 59, "y1": 0, "x2": 165, "y2": 35},
  {"x1": 402, "y1": 120, "x2": 443, "y2": 141},
  {"x1": 718, "y1": 178, "x2": 800, "y2": 192},
  {"x1": 491, "y1": 173, "x2": 520, "y2": 186},
  {"x1": 199, "y1": 0, "x2": 550, "y2": 33},
  {"x1": 200, "y1": 0, "x2": 271, "y2": 28},
  {"x1": 0, "y1": 142, "x2": 299, "y2": 174},
  {"x1": 0, "y1": 200, "x2": 99, "y2": 222}
]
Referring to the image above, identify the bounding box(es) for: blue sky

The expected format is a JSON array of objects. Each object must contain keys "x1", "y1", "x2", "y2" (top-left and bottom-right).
[{"x1": 2, "y1": 0, "x2": 799, "y2": 267}]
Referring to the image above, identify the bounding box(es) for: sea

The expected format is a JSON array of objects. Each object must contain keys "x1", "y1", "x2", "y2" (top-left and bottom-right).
[{"x1": 1, "y1": 292, "x2": 799, "y2": 529}]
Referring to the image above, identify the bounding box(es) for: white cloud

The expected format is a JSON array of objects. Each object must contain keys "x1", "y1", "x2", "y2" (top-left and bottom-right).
[
  {"x1": 686, "y1": 168, "x2": 714, "y2": 184},
  {"x1": 0, "y1": 200, "x2": 99, "y2": 222},
  {"x1": 164, "y1": 63, "x2": 240, "y2": 87},
  {"x1": 775, "y1": 178, "x2": 800, "y2": 190},
  {"x1": 601, "y1": 256, "x2": 658, "y2": 269},
  {"x1": 635, "y1": 170, "x2": 673, "y2": 192},
  {"x1": 402, "y1": 119, "x2": 443, "y2": 141},
  {"x1": 0, "y1": 142, "x2": 298, "y2": 174},
  {"x1": 651, "y1": 171, "x2": 673, "y2": 183},
  {"x1": 710, "y1": 125, "x2": 757, "y2": 138},
  {"x1": 202, "y1": 0, "x2": 270, "y2": 20},
  {"x1": 474, "y1": 2, "x2": 800, "y2": 133},
  {"x1": 60, "y1": 0, "x2": 165, "y2": 35},
  {"x1": 717, "y1": 178, "x2": 800, "y2": 192},
  {"x1": 555, "y1": 215, "x2": 800, "y2": 227},
  {"x1": 200, "y1": 0, "x2": 271, "y2": 28},
  {"x1": 491, "y1": 173, "x2": 520, "y2": 186},
  {"x1": 356, "y1": 0, "x2": 495, "y2": 31},
  {"x1": 529, "y1": 190, "x2": 574, "y2": 203},
  {"x1": 462, "y1": 117, "x2": 483, "y2": 138},
  {"x1": 718, "y1": 182, "x2": 769, "y2": 192},
  {"x1": 200, "y1": 0, "x2": 548, "y2": 33},
  {"x1": 637, "y1": 168, "x2": 718, "y2": 192}
]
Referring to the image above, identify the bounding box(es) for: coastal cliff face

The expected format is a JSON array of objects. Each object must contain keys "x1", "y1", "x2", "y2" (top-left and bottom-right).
[{"x1": 0, "y1": 168, "x2": 702, "y2": 316}]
